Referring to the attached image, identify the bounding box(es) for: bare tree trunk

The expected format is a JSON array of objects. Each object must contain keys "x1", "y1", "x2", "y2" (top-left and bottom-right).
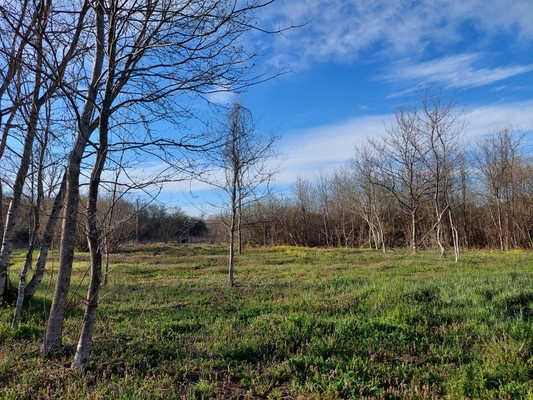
[
  {"x1": 448, "y1": 209, "x2": 460, "y2": 262},
  {"x1": 12, "y1": 127, "x2": 46, "y2": 328},
  {"x1": 11, "y1": 258, "x2": 30, "y2": 328},
  {"x1": 0, "y1": 104, "x2": 42, "y2": 302},
  {"x1": 25, "y1": 173, "x2": 67, "y2": 298},
  {"x1": 228, "y1": 220, "x2": 235, "y2": 286},
  {"x1": 228, "y1": 175, "x2": 237, "y2": 286},
  {"x1": 102, "y1": 161, "x2": 122, "y2": 286},
  {"x1": 411, "y1": 211, "x2": 418, "y2": 253},
  {"x1": 12, "y1": 206, "x2": 39, "y2": 327},
  {"x1": 72, "y1": 0, "x2": 115, "y2": 365},
  {"x1": 12, "y1": 241, "x2": 35, "y2": 329},
  {"x1": 377, "y1": 214, "x2": 386, "y2": 254},
  {"x1": 70, "y1": 260, "x2": 100, "y2": 368},
  {"x1": 43, "y1": 3, "x2": 102, "y2": 353},
  {"x1": 434, "y1": 195, "x2": 446, "y2": 257},
  {"x1": 436, "y1": 223, "x2": 445, "y2": 256},
  {"x1": 0, "y1": 1, "x2": 31, "y2": 262},
  {"x1": 497, "y1": 200, "x2": 505, "y2": 251},
  {"x1": 71, "y1": 133, "x2": 106, "y2": 369},
  {"x1": 0, "y1": 184, "x2": 3, "y2": 256},
  {"x1": 42, "y1": 137, "x2": 90, "y2": 352},
  {"x1": 237, "y1": 197, "x2": 243, "y2": 255},
  {"x1": 103, "y1": 238, "x2": 110, "y2": 287}
]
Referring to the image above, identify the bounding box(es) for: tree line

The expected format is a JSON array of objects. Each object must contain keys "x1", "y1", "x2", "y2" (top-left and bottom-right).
[{"x1": 221, "y1": 91, "x2": 533, "y2": 256}]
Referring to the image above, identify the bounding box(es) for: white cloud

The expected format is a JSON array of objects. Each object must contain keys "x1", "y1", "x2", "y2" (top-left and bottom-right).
[
  {"x1": 205, "y1": 89, "x2": 237, "y2": 106},
  {"x1": 382, "y1": 54, "x2": 533, "y2": 88},
  {"x1": 260, "y1": 0, "x2": 533, "y2": 69},
  {"x1": 275, "y1": 99, "x2": 533, "y2": 184},
  {"x1": 463, "y1": 99, "x2": 533, "y2": 139},
  {"x1": 276, "y1": 114, "x2": 387, "y2": 183}
]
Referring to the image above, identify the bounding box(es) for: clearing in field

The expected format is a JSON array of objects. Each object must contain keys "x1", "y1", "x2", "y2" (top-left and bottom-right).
[{"x1": 1, "y1": 244, "x2": 533, "y2": 399}]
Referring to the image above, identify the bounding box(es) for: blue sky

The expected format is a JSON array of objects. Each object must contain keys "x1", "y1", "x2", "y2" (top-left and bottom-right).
[{"x1": 159, "y1": 0, "x2": 533, "y2": 217}]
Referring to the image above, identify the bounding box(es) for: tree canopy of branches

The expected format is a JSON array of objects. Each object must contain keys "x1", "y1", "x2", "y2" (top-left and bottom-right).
[
  {"x1": 355, "y1": 89, "x2": 465, "y2": 256},
  {"x1": 207, "y1": 101, "x2": 279, "y2": 286},
  {"x1": 0, "y1": 0, "x2": 289, "y2": 369}
]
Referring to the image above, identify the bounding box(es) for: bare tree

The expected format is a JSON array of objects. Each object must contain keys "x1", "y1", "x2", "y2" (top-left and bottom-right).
[
  {"x1": 366, "y1": 106, "x2": 433, "y2": 253},
  {"x1": 416, "y1": 89, "x2": 465, "y2": 260},
  {"x1": 98, "y1": 156, "x2": 138, "y2": 286},
  {"x1": 476, "y1": 124, "x2": 526, "y2": 251},
  {"x1": 292, "y1": 177, "x2": 319, "y2": 246},
  {"x1": 514, "y1": 161, "x2": 533, "y2": 248},
  {"x1": 239, "y1": 194, "x2": 289, "y2": 246},
  {"x1": 11, "y1": 105, "x2": 51, "y2": 328},
  {"x1": 329, "y1": 169, "x2": 359, "y2": 248},
  {"x1": 24, "y1": 172, "x2": 67, "y2": 298},
  {"x1": 356, "y1": 90, "x2": 465, "y2": 255},
  {"x1": 351, "y1": 146, "x2": 389, "y2": 252},
  {"x1": 0, "y1": 0, "x2": 89, "y2": 303},
  {"x1": 207, "y1": 102, "x2": 279, "y2": 286},
  {"x1": 42, "y1": 0, "x2": 100, "y2": 354},
  {"x1": 37, "y1": 0, "x2": 288, "y2": 368},
  {"x1": 316, "y1": 172, "x2": 334, "y2": 246}
]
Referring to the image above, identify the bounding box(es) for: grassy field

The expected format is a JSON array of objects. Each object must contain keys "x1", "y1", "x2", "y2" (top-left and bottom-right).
[{"x1": 1, "y1": 244, "x2": 533, "y2": 399}]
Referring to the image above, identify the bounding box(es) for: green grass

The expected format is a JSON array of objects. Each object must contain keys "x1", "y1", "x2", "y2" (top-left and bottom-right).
[{"x1": 2, "y1": 244, "x2": 533, "y2": 399}]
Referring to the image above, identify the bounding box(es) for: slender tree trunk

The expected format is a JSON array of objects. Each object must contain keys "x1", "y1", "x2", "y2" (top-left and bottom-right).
[
  {"x1": 0, "y1": 183, "x2": 3, "y2": 247},
  {"x1": 42, "y1": 5, "x2": 103, "y2": 353},
  {"x1": 102, "y1": 165, "x2": 121, "y2": 287},
  {"x1": 0, "y1": 115, "x2": 17, "y2": 255},
  {"x1": 228, "y1": 219, "x2": 235, "y2": 286},
  {"x1": 72, "y1": 131, "x2": 107, "y2": 369},
  {"x1": 434, "y1": 197, "x2": 446, "y2": 257},
  {"x1": 436, "y1": 223, "x2": 445, "y2": 256},
  {"x1": 0, "y1": 103, "x2": 41, "y2": 302},
  {"x1": 0, "y1": 0, "x2": 87, "y2": 303},
  {"x1": 448, "y1": 208, "x2": 460, "y2": 262},
  {"x1": 103, "y1": 238, "x2": 110, "y2": 286},
  {"x1": 12, "y1": 134, "x2": 45, "y2": 328},
  {"x1": 70, "y1": 258, "x2": 100, "y2": 368},
  {"x1": 377, "y1": 216, "x2": 386, "y2": 254},
  {"x1": 497, "y1": 200, "x2": 504, "y2": 251},
  {"x1": 25, "y1": 173, "x2": 67, "y2": 298},
  {"x1": 411, "y1": 211, "x2": 418, "y2": 253},
  {"x1": 42, "y1": 136, "x2": 88, "y2": 352},
  {"x1": 72, "y1": 4, "x2": 115, "y2": 364},
  {"x1": 228, "y1": 181, "x2": 237, "y2": 286},
  {"x1": 0, "y1": 2, "x2": 29, "y2": 273},
  {"x1": 12, "y1": 244, "x2": 34, "y2": 329},
  {"x1": 237, "y1": 197, "x2": 243, "y2": 255}
]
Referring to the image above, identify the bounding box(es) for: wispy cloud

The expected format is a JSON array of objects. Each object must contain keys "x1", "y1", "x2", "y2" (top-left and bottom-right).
[
  {"x1": 260, "y1": 0, "x2": 533, "y2": 69},
  {"x1": 275, "y1": 99, "x2": 533, "y2": 185},
  {"x1": 382, "y1": 54, "x2": 533, "y2": 88},
  {"x1": 463, "y1": 99, "x2": 533, "y2": 139},
  {"x1": 277, "y1": 114, "x2": 387, "y2": 183}
]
